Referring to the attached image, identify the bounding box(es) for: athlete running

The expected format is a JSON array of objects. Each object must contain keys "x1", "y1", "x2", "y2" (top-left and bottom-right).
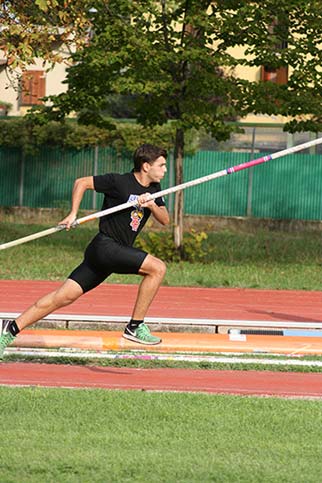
[{"x1": 0, "y1": 143, "x2": 170, "y2": 358}]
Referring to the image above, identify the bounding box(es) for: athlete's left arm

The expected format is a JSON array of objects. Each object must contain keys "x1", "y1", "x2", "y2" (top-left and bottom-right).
[{"x1": 149, "y1": 204, "x2": 170, "y2": 226}]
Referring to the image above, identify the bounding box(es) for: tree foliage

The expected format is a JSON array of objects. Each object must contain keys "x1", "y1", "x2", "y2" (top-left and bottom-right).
[
  {"x1": 46, "y1": 1, "x2": 241, "y2": 137},
  {"x1": 0, "y1": 117, "x2": 184, "y2": 154},
  {"x1": 0, "y1": 0, "x2": 91, "y2": 69},
  {"x1": 43, "y1": 1, "x2": 322, "y2": 133}
]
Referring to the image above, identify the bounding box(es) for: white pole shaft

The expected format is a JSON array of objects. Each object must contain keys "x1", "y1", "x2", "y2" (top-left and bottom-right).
[
  {"x1": 0, "y1": 136, "x2": 321, "y2": 250},
  {"x1": 0, "y1": 226, "x2": 65, "y2": 250}
]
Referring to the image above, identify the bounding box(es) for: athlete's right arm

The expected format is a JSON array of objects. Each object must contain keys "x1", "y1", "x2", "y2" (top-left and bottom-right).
[{"x1": 59, "y1": 176, "x2": 94, "y2": 229}]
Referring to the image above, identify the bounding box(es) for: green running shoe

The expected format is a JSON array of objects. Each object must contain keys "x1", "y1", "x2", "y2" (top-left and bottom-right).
[
  {"x1": 123, "y1": 323, "x2": 162, "y2": 345},
  {"x1": 0, "y1": 320, "x2": 16, "y2": 359}
]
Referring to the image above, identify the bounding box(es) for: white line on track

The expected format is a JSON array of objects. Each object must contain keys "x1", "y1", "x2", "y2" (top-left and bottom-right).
[{"x1": 6, "y1": 347, "x2": 322, "y2": 367}]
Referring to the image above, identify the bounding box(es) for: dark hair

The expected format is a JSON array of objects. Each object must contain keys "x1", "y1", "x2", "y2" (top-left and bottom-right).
[{"x1": 133, "y1": 144, "x2": 167, "y2": 172}]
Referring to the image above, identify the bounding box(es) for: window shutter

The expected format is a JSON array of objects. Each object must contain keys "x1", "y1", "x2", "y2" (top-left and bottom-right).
[{"x1": 21, "y1": 71, "x2": 46, "y2": 105}]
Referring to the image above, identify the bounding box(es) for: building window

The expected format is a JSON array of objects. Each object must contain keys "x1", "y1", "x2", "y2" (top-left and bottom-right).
[
  {"x1": 261, "y1": 16, "x2": 289, "y2": 85},
  {"x1": 20, "y1": 70, "x2": 46, "y2": 106},
  {"x1": 260, "y1": 65, "x2": 288, "y2": 85}
]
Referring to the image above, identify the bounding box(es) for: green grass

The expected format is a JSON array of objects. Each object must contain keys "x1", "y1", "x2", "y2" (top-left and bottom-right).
[
  {"x1": 0, "y1": 222, "x2": 321, "y2": 289},
  {"x1": 0, "y1": 387, "x2": 322, "y2": 483}
]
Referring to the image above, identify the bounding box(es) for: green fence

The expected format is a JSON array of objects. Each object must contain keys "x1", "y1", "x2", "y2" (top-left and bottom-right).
[
  {"x1": 0, "y1": 147, "x2": 133, "y2": 212},
  {"x1": 183, "y1": 151, "x2": 322, "y2": 220},
  {"x1": 1, "y1": 146, "x2": 322, "y2": 221}
]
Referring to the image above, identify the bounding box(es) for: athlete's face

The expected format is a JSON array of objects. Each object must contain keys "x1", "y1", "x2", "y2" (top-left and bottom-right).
[{"x1": 147, "y1": 156, "x2": 167, "y2": 182}]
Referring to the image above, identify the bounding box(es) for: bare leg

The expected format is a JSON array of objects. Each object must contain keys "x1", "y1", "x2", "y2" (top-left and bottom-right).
[
  {"x1": 16, "y1": 279, "x2": 84, "y2": 331},
  {"x1": 131, "y1": 254, "x2": 166, "y2": 320}
]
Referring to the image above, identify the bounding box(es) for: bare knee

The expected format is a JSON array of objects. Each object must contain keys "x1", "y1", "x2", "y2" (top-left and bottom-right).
[
  {"x1": 148, "y1": 257, "x2": 166, "y2": 280},
  {"x1": 34, "y1": 292, "x2": 75, "y2": 311},
  {"x1": 139, "y1": 255, "x2": 167, "y2": 281},
  {"x1": 34, "y1": 282, "x2": 82, "y2": 311},
  {"x1": 156, "y1": 259, "x2": 167, "y2": 279}
]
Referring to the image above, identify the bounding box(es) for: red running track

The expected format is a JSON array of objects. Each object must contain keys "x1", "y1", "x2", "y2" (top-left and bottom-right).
[
  {"x1": 0, "y1": 280, "x2": 322, "y2": 323},
  {"x1": 1, "y1": 362, "x2": 321, "y2": 399},
  {"x1": 1, "y1": 281, "x2": 322, "y2": 398}
]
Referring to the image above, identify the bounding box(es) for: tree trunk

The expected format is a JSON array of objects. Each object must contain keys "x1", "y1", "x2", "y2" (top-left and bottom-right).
[{"x1": 173, "y1": 127, "x2": 184, "y2": 254}]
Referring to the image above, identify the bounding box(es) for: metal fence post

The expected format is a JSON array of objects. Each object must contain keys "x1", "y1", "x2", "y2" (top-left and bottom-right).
[
  {"x1": 19, "y1": 150, "x2": 25, "y2": 207},
  {"x1": 246, "y1": 127, "x2": 256, "y2": 217},
  {"x1": 286, "y1": 132, "x2": 293, "y2": 149}
]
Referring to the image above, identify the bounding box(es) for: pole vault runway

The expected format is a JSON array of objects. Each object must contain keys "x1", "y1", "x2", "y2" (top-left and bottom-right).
[{"x1": 0, "y1": 362, "x2": 321, "y2": 398}]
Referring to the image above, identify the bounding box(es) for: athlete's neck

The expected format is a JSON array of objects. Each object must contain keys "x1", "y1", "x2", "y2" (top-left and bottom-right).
[{"x1": 133, "y1": 171, "x2": 151, "y2": 187}]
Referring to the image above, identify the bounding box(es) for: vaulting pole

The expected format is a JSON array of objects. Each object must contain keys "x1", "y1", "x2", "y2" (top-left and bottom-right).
[{"x1": 1, "y1": 136, "x2": 321, "y2": 251}]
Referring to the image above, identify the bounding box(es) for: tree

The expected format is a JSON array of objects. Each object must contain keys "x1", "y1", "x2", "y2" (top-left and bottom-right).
[{"x1": 2, "y1": 1, "x2": 322, "y2": 251}]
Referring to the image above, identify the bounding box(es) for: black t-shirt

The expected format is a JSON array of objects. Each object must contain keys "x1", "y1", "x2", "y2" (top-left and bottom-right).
[{"x1": 93, "y1": 172, "x2": 165, "y2": 246}]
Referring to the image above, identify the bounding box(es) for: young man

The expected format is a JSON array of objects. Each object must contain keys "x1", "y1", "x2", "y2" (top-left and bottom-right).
[{"x1": 0, "y1": 143, "x2": 170, "y2": 358}]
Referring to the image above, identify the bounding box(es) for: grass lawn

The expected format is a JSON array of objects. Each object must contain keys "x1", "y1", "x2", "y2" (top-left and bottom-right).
[{"x1": 0, "y1": 387, "x2": 322, "y2": 483}]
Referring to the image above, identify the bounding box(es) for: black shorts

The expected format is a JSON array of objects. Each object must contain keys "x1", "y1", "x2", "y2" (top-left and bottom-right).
[{"x1": 68, "y1": 233, "x2": 148, "y2": 293}]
